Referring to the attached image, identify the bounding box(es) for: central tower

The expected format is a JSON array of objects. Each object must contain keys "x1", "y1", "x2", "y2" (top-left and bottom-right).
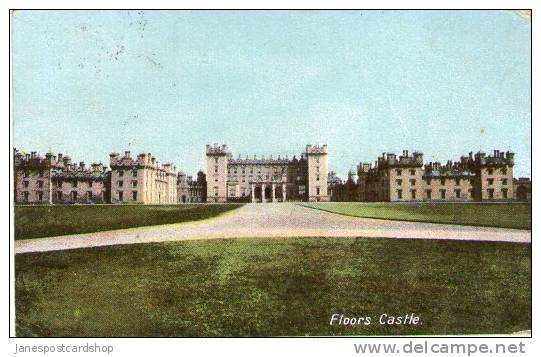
[
  {"x1": 206, "y1": 144, "x2": 230, "y2": 202},
  {"x1": 305, "y1": 144, "x2": 329, "y2": 202},
  {"x1": 204, "y1": 143, "x2": 329, "y2": 203}
]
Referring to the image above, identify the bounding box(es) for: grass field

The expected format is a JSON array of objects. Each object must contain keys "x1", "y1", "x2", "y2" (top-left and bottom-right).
[
  {"x1": 16, "y1": 237, "x2": 531, "y2": 336},
  {"x1": 301, "y1": 202, "x2": 531, "y2": 230},
  {"x1": 14, "y1": 204, "x2": 243, "y2": 240}
]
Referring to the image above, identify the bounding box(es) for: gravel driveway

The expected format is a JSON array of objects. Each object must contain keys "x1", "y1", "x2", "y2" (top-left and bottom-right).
[{"x1": 15, "y1": 203, "x2": 531, "y2": 254}]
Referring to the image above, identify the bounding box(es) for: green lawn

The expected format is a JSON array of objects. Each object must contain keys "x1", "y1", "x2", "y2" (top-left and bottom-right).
[
  {"x1": 301, "y1": 202, "x2": 531, "y2": 230},
  {"x1": 14, "y1": 204, "x2": 243, "y2": 240},
  {"x1": 16, "y1": 237, "x2": 531, "y2": 336}
]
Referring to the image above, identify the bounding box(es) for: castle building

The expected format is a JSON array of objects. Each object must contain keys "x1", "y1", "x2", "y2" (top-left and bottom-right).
[
  {"x1": 109, "y1": 151, "x2": 177, "y2": 204},
  {"x1": 14, "y1": 150, "x2": 54, "y2": 204},
  {"x1": 205, "y1": 144, "x2": 329, "y2": 203},
  {"x1": 422, "y1": 160, "x2": 476, "y2": 201},
  {"x1": 51, "y1": 159, "x2": 110, "y2": 204},
  {"x1": 471, "y1": 150, "x2": 515, "y2": 201},
  {"x1": 14, "y1": 146, "x2": 526, "y2": 205},
  {"x1": 357, "y1": 149, "x2": 515, "y2": 202},
  {"x1": 177, "y1": 171, "x2": 207, "y2": 203},
  {"x1": 14, "y1": 149, "x2": 109, "y2": 204},
  {"x1": 358, "y1": 150, "x2": 424, "y2": 201}
]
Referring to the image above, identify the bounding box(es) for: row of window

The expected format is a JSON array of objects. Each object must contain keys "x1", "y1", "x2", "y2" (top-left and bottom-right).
[
  {"x1": 396, "y1": 169, "x2": 418, "y2": 176},
  {"x1": 116, "y1": 191, "x2": 138, "y2": 201},
  {"x1": 425, "y1": 178, "x2": 466, "y2": 185},
  {"x1": 117, "y1": 180, "x2": 138, "y2": 188},
  {"x1": 117, "y1": 169, "x2": 171, "y2": 180},
  {"x1": 22, "y1": 180, "x2": 101, "y2": 189},
  {"x1": 226, "y1": 167, "x2": 288, "y2": 175},
  {"x1": 223, "y1": 186, "x2": 319, "y2": 198},
  {"x1": 396, "y1": 179, "x2": 417, "y2": 186},
  {"x1": 22, "y1": 180, "x2": 45, "y2": 188},
  {"x1": 221, "y1": 165, "x2": 316, "y2": 175},
  {"x1": 20, "y1": 191, "x2": 44, "y2": 201},
  {"x1": 486, "y1": 178, "x2": 508, "y2": 186},
  {"x1": 487, "y1": 168, "x2": 507, "y2": 175},
  {"x1": 20, "y1": 190, "x2": 103, "y2": 202},
  {"x1": 117, "y1": 169, "x2": 138, "y2": 178},
  {"x1": 56, "y1": 181, "x2": 96, "y2": 188},
  {"x1": 395, "y1": 178, "x2": 509, "y2": 186},
  {"x1": 396, "y1": 188, "x2": 509, "y2": 199},
  {"x1": 23, "y1": 170, "x2": 45, "y2": 178},
  {"x1": 224, "y1": 157, "x2": 316, "y2": 164},
  {"x1": 395, "y1": 168, "x2": 509, "y2": 176},
  {"x1": 215, "y1": 174, "x2": 296, "y2": 183},
  {"x1": 115, "y1": 191, "x2": 175, "y2": 201},
  {"x1": 55, "y1": 191, "x2": 98, "y2": 201}
]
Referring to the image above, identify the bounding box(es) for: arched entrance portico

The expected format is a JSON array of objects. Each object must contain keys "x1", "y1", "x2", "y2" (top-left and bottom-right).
[
  {"x1": 250, "y1": 182, "x2": 287, "y2": 202},
  {"x1": 266, "y1": 185, "x2": 277, "y2": 202},
  {"x1": 254, "y1": 186, "x2": 262, "y2": 202}
]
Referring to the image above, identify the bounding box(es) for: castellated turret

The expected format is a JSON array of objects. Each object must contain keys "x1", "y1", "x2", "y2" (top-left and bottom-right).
[
  {"x1": 205, "y1": 143, "x2": 230, "y2": 202},
  {"x1": 206, "y1": 143, "x2": 231, "y2": 156},
  {"x1": 305, "y1": 144, "x2": 329, "y2": 202}
]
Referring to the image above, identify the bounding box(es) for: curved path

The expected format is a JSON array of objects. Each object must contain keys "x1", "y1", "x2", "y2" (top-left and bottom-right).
[{"x1": 15, "y1": 203, "x2": 530, "y2": 254}]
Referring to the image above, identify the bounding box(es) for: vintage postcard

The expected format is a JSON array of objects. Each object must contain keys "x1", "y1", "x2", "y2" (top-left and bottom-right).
[{"x1": 10, "y1": 9, "x2": 531, "y2": 344}]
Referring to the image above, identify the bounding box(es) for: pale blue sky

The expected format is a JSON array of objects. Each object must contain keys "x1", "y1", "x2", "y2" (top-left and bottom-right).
[{"x1": 13, "y1": 10, "x2": 531, "y2": 178}]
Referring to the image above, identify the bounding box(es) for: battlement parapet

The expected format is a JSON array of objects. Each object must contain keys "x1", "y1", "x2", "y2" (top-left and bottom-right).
[
  {"x1": 110, "y1": 150, "x2": 176, "y2": 174},
  {"x1": 474, "y1": 150, "x2": 514, "y2": 167},
  {"x1": 375, "y1": 150, "x2": 424, "y2": 169},
  {"x1": 229, "y1": 155, "x2": 291, "y2": 165},
  {"x1": 14, "y1": 149, "x2": 110, "y2": 181},
  {"x1": 357, "y1": 162, "x2": 373, "y2": 174},
  {"x1": 305, "y1": 144, "x2": 328, "y2": 155},
  {"x1": 52, "y1": 167, "x2": 109, "y2": 181},
  {"x1": 14, "y1": 149, "x2": 56, "y2": 169},
  {"x1": 206, "y1": 143, "x2": 231, "y2": 156},
  {"x1": 423, "y1": 161, "x2": 475, "y2": 178}
]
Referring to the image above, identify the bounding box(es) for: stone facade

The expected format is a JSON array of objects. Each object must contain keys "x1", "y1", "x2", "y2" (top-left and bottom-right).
[
  {"x1": 513, "y1": 177, "x2": 531, "y2": 201},
  {"x1": 306, "y1": 144, "x2": 329, "y2": 202},
  {"x1": 109, "y1": 151, "x2": 177, "y2": 204},
  {"x1": 14, "y1": 146, "x2": 527, "y2": 205},
  {"x1": 473, "y1": 150, "x2": 515, "y2": 201},
  {"x1": 14, "y1": 150, "x2": 54, "y2": 204},
  {"x1": 205, "y1": 144, "x2": 329, "y2": 203},
  {"x1": 14, "y1": 149, "x2": 109, "y2": 204},
  {"x1": 177, "y1": 171, "x2": 207, "y2": 203},
  {"x1": 51, "y1": 161, "x2": 109, "y2": 204},
  {"x1": 357, "y1": 149, "x2": 515, "y2": 202},
  {"x1": 358, "y1": 150, "x2": 424, "y2": 202}
]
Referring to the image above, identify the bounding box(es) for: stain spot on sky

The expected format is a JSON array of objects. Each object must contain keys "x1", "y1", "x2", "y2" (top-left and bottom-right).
[{"x1": 511, "y1": 10, "x2": 531, "y2": 22}]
